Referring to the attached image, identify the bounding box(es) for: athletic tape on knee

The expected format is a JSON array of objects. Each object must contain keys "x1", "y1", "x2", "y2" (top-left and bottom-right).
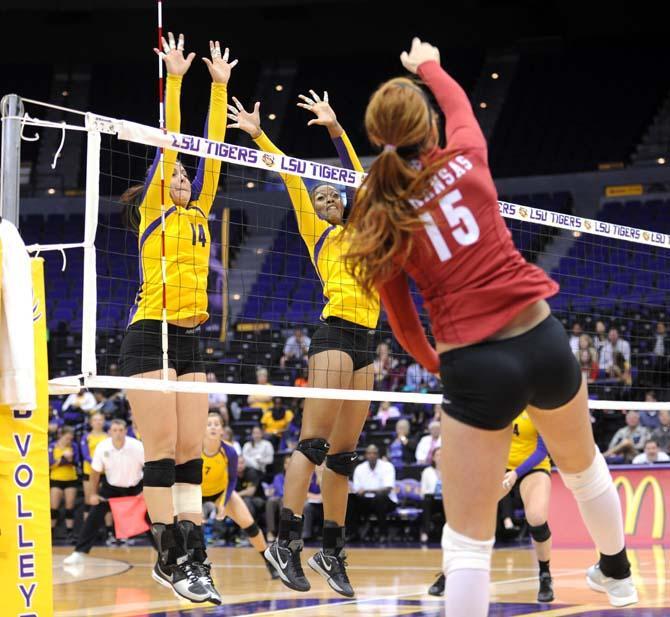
[
  {"x1": 143, "y1": 458, "x2": 176, "y2": 488},
  {"x1": 528, "y1": 522, "x2": 551, "y2": 543},
  {"x1": 559, "y1": 447, "x2": 611, "y2": 503},
  {"x1": 175, "y1": 458, "x2": 203, "y2": 485},
  {"x1": 172, "y1": 483, "x2": 202, "y2": 515},
  {"x1": 244, "y1": 522, "x2": 260, "y2": 538},
  {"x1": 326, "y1": 451, "x2": 358, "y2": 476},
  {"x1": 441, "y1": 524, "x2": 494, "y2": 574},
  {"x1": 296, "y1": 438, "x2": 329, "y2": 465}
]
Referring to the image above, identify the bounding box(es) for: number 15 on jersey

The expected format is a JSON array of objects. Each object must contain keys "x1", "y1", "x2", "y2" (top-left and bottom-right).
[{"x1": 420, "y1": 189, "x2": 480, "y2": 261}]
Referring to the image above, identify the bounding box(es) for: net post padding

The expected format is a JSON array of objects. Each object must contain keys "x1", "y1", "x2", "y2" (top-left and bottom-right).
[{"x1": 81, "y1": 118, "x2": 101, "y2": 376}]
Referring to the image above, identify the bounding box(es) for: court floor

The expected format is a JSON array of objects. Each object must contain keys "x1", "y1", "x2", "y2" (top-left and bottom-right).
[{"x1": 52, "y1": 545, "x2": 669, "y2": 616}]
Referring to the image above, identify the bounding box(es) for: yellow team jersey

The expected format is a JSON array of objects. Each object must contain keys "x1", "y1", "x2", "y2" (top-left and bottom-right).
[
  {"x1": 129, "y1": 75, "x2": 228, "y2": 326},
  {"x1": 82, "y1": 432, "x2": 107, "y2": 476},
  {"x1": 507, "y1": 411, "x2": 550, "y2": 473},
  {"x1": 261, "y1": 409, "x2": 294, "y2": 435},
  {"x1": 50, "y1": 445, "x2": 78, "y2": 482},
  {"x1": 254, "y1": 132, "x2": 380, "y2": 329},
  {"x1": 201, "y1": 440, "x2": 238, "y2": 503}
]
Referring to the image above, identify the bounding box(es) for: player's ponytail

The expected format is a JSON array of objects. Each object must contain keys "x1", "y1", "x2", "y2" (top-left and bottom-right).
[
  {"x1": 345, "y1": 77, "x2": 446, "y2": 296},
  {"x1": 120, "y1": 184, "x2": 143, "y2": 235}
]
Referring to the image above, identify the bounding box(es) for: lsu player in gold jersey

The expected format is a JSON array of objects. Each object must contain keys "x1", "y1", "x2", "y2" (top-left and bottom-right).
[
  {"x1": 117, "y1": 32, "x2": 237, "y2": 604},
  {"x1": 229, "y1": 91, "x2": 379, "y2": 597},
  {"x1": 79, "y1": 412, "x2": 108, "y2": 521},
  {"x1": 200, "y1": 412, "x2": 279, "y2": 585},
  {"x1": 501, "y1": 410, "x2": 554, "y2": 603}
]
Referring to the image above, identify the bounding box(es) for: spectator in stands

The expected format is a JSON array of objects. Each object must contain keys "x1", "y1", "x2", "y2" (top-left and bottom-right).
[
  {"x1": 599, "y1": 327, "x2": 631, "y2": 371},
  {"x1": 294, "y1": 366, "x2": 309, "y2": 387},
  {"x1": 569, "y1": 322, "x2": 583, "y2": 355},
  {"x1": 207, "y1": 371, "x2": 229, "y2": 424},
  {"x1": 420, "y1": 446, "x2": 444, "y2": 543},
  {"x1": 247, "y1": 367, "x2": 273, "y2": 412},
  {"x1": 61, "y1": 388, "x2": 96, "y2": 428},
  {"x1": 79, "y1": 412, "x2": 108, "y2": 520},
  {"x1": 261, "y1": 398, "x2": 294, "y2": 448},
  {"x1": 48, "y1": 407, "x2": 63, "y2": 442},
  {"x1": 49, "y1": 426, "x2": 80, "y2": 542},
  {"x1": 594, "y1": 320, "x2": 608, "y2": 356},
  {"x1": 639, "y1": 391, "x2": 661, "y2": 430},
  {"x1": 650, "y1": 410, "x2": 670, "y2": 453},
  {"x1": 607, "y1": 351, "x2": 632, "y2": 387},
  {"x1": 415, "y1": 420, "x2": 441, "y2": 465},
  {"x1": 95, "y1": 390, "x2": 130, "y2": 421},
  {"x1": 223, "y1": 426, "x2": 242, "y2": 456},
  {"x1": 388, "y1": 418, "x2": 415, "y2": 467},
  {"x1": 280, "y1": 327, "x2": 311, "y2": 368},
  {"x1": 373, "y1": 342, "x2": 403, "y2": 391},
  {"x1": 64, "y1": 419, "x2": 145, "y2": 563},
  {"x1": 404, "y1": 360, "x2": 439, "y2": 392},
  {"x1": 235, "y1": 455, "x2": 266, "y2": 522},
  {"x1": 264, "y1": 456, "x2": 290, "y2": 542},
  {"x1": 350, "y1": 445, "x2": 397, "y2": 542},
  {"x1": 578, "y1": 348, "x2": 599, "y2": 384},
  {"x1": 242, "y1": 426, "x2": 275, "y2": 474},
  {"x1": 374, "y1": 401, "x2": 401, "y2": 426},
  {"x1": 652, "y1": 322, "x2": 669, "y2": 387},
  {"x1": 632, "y1": 439, "x2": 670, "y2": 465},
  {"x1": 604, "y1": 411, "x2": 650, "y2": 463},
  {"x1": 591, "y1": 409, "x2": 626, "y2": 453}
]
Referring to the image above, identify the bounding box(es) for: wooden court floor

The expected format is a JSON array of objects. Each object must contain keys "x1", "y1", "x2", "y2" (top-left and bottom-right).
[{"x1": 52, "y1": 545, "x2": 669, "y2": 616}]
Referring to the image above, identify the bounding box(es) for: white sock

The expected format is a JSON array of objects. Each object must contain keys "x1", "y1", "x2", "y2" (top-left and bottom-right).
[{"x1": 445, "y1": 569, "x2": 490, "y2": 617}]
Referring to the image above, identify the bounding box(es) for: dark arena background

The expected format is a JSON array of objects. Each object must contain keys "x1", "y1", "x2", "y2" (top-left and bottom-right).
[{"x1": 0, "y1": 1, "x2": 668, "y2": 616}]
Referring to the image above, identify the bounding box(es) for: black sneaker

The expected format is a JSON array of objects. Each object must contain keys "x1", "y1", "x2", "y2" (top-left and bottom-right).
[
  {"x1": 150, "y1": 523, "x2": 210, "y2": 603},
  {"x1": 196, "y1": 560, "x2": 221, "y2": 605},
  {"x1": 308, "y1": 549, "x2": 354, "y2": 598},
  {"x1": 428, "y1": 573, "x2": 445, "y2": 596},
  {"x1": 264, "y1": 540, "x2": 310, "y2": 592},
  {"x1": 538, "y1": 571, "x2": 554, "y2": 603}
]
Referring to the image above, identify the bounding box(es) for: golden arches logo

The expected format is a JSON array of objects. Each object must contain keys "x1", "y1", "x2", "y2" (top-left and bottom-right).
[{"x1": 613, "y1": 475, "x2": 665, "y2": 540}]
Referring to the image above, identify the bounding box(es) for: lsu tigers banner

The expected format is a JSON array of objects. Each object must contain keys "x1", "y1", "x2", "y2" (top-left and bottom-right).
[
  {"x1": 549, "y1": 466, "x2": 669, "y2": 547},
  {"x1": 0, "y1": 258, "x2": 53, "y2": 616}
]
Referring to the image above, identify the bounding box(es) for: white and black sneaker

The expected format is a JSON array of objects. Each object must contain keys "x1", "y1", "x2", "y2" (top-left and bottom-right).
[
  {"x1": 428, "y1": 572, "x2": 445, "y2": 597},
  {"x1": 178, "y1": 521, "x2": 222, "y2": 605},
  {"x1": 150, "y1": 523, "x2": 210, "y2": 603},
  {"x1": 264, "y1": 540, "x2": 310, "y2": 592},
  {"x1": 308, "y1": 549, "x2": 354, "y2": 598}
]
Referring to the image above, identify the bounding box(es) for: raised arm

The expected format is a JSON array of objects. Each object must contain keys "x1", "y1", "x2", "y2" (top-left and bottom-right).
[
  {"x1": 228, "y1": 98, "x2": 329, "y2": 256},
  {"x1": 401, "y1": 37, "x2": 486, "y2": 156},
  {"x1": 141, "y1": 32, "x2": 195, "y2": 217},
  {"x1": 378, "y1": 271, "x2": 439, "y2": 373},
  {"x1": 190, "y1": 41, "x2": 238, "y2": 213}
]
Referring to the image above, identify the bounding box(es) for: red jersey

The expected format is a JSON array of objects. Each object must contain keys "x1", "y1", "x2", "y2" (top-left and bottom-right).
[{"x1": 379, "y1": 60, "x2": 558, "y2": 373}]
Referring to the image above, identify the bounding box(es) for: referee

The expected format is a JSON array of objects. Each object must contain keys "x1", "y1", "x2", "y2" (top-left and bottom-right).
[{"x1": 64, "y1": 419, "x2": 145, "y2": 563}]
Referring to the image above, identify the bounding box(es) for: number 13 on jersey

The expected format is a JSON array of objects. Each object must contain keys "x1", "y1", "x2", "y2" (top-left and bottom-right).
[{"x1": 420, "y1": 189, "x2": 480, "y2": 261}]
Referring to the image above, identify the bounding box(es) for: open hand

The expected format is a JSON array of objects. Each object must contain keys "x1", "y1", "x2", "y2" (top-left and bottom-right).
[
  {"x1": 203, "y1": 40, "x2": 238, "y2": 84},
  {"x1": 228, "y1": 97, "x2": 262, "y2": 139},
  {"x1": 297, "y1": 90, "x2": 341, "y2": 133},
  {"x1": 400, "y1": 37, "x2": 440, "y2": 74},
  {"x1": 154, "y1": 32, "x2": 196, "y2": 76}
]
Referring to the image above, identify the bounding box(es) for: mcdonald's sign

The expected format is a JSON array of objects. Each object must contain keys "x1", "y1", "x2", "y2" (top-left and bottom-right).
[
  {"x1": 613, "y1": 475, "x2": 665, "y2": 540},
  {"x1": 549, "y1": 467, "x2": 670, "y2": 547}
]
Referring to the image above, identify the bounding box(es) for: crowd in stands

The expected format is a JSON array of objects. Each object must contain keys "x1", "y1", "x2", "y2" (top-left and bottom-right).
[{"x1": 48, "y1": 319, "x2": 670, "y2": 547}]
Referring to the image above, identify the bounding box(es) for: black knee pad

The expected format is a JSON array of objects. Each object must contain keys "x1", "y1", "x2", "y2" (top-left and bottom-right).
[
  {"x1": 65, "y1": 509, "x2": 75, "y2": 520},
  {"x1": 51, "y1": 509, "x2": 59, "y2": 520},
  {"x1": 529, "y1": 522, "x2": 551, "y2": 543},
  {"x1": 326, "y1": 451, "x2": 358, "y2": 477},
  {"x1": 175, "y1": 458, "x2": 203, "y2": 485},
  {"x1": 296, "y1": 438, "x2": 330, "y2": 465},
  {"x1": 244, "y1": 522, "x2": 260, "y2": 538},
  {"x1": 144, "y1": 458, "x2": 176, "y2": 487},
  {"x1": 84, "y1": 504, "x2": 91, "y2": 513}
]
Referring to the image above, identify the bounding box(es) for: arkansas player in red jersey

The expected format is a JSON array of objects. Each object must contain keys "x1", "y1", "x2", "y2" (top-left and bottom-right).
[{"x1": 345, "y1": 38, "x2": 637, "y2": 616}]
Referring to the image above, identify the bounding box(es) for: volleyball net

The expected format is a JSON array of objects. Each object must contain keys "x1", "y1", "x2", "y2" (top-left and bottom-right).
[{"x1": 6, "y1": 96, "x2": 670, "y2": 412}]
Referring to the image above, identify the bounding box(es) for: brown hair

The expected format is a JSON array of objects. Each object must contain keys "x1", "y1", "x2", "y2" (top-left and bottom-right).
[
  {"x1": 120, "y1": 184, "x2": 144, "y2": 234},
  {"x1": 344, "y1": 77, "x2": 446, "y2": 296}
]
